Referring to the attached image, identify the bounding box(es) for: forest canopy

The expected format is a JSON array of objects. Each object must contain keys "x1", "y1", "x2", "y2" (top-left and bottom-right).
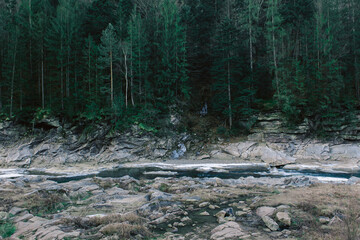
[{"x1": 0, "y1": 0, "x2": 359, "y2": 132}]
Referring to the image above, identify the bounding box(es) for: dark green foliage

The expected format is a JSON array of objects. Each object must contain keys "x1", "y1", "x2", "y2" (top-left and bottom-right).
[
  {"x1": 0, "y1": 220, "x2": 16, "y2": 238},
  {"x1": 0, "y1": 0, "x2": 359, "y2": 134}
]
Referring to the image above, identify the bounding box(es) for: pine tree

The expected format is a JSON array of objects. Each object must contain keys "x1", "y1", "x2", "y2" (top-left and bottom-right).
[
  {"x1": 99, "y1": 23, "x2": 118, "y2": 109},
  {"x1": 156, "y1": 0, "x2": 188, "y2": 108}
]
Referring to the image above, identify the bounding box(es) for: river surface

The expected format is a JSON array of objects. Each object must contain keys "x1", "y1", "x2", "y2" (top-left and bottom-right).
[{"x1": 1, "y1": 163, "x2": 356, "y2": 183}]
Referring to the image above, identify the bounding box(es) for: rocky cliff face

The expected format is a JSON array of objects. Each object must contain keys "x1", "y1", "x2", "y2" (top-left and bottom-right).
[
  {"x1": 0, "y1": 121, "x2": 195, "y2": 168},
  {"x1": 1, "y1": 112, "x2": 360, "y2": 170}
]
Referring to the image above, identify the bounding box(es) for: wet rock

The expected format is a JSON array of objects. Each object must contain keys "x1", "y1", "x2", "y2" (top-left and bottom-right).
[
  {"x1": 200, "y1": 211, "x2": 210, "y2": 216},
  {"x1": 180, "y1": 216, "x2": 191, "y2": 224},
  {"x1": 347, "y1": 176, "x2": 360, "y2": 185},
  {"x1": 276, "y1": 212, "x2": 291, "y2": 226},
  {"x1": 210, "y1": 221, "x2": 245, "y2": 240},
  {"x1": 199, "y1": 202, "x2": 210, "y2": 208},
  {"x1": 262, "y1": 216, "x2": 279, "y2": 231},
  {"x1": 197, "y1": 154, "x2": 211, "y2": 160},
  {"x1": 235, "y1": 211, "x2": 247, "y2": 217},
  {"x1": 215, "y1": 208, "x2": 236, "y2": 223},
  {"x1": 256, "y1": 206, "x2": 276, "y2": 218},
  {"x1": 172, "y1": 143, "x2": 187, "y2": 159}
]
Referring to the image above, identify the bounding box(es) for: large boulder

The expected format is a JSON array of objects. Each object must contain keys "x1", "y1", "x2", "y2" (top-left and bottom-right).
[{"x1": 249, "y1": 145, "x2": 295, "y2": 166}]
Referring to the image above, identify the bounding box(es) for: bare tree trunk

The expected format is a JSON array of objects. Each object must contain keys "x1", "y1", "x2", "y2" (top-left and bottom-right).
[
  {"x1": 61, "y1": 36, "x2": 64, "y2": 110},
  {"x1": 0, "y1": 49, "x2": 3, "y2": 111},
  {"x1": 66, "y1": 47, "x2": 70, "y2": 98},
  {"x1": 271, "y1": 0, "x2": 280, "y2": 100},
  {"x1": 139, "y1": 24, "x2": 142, "y2": 104},
  {"x1": 249, "y1": 0, "x2": 253, "y2": 74},
  {"x1": 248, "y1": 0, "x2": 254, "y2": 105},
  {"x1": 88, "y1": 37, "x2": 91, "y2": 95},
  {"x1": 227, "y1": 0, "x2": 232, "y2": 129},
  {"x1": 352, "y1": 0, "x2": 359, "y2": 98},
  {"x1": 110, "y1": 50, "x2": 114, "y2": 108},
  {"x1": 29, "y1": 0, "x2": 33, "y2": 100},
  {"x1": 10, "y1": 42, "x2": 17, "y2": 117},
  {"x1": 0, "y1": 85, "x2": 2, "y2": 112},
  {"x1": 41, "y1": 46, "x2": 45, "y2": 109},
  {"x1": 95, "y1": 57, "x2": 98, "y2": 103},
  {"x1": 130, "y1": 35, "x2": 134, "y2": 106},
  {"x1": 123, "y1": 49, "x2": 129, "y2": 108}
]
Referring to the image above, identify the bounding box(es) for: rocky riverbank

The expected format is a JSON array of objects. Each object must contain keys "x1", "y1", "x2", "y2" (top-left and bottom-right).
[
  {"x1": 0, "y1": 171, "x2": 359, "y2": 240},
  {"x1": 1, "y1": 112, "x2": 360, "y2": 239},
  {"x1": 1, "y1": 112, "x2": 360, "y2": 174}
]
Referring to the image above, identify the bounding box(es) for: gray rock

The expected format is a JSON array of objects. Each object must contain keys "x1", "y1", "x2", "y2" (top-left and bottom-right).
[
  {"x1": 9, "y1": 207, "x2": 26, "y2": 216},
  {"x1": 262, "y1": 216, "x2": 279, "y2": 231},
  {"x1": 256, "y1": 206, "x2": 276, "y2": 218},
  {"x1": 210, "y1": 221, "x2": 245, "y2": 240},
  {"x1": 200, "y1": 211, "x2": 210, "y2": 216},
  {"x1": 347, "y1": 176, "x2": 360, "y2": 185},
  {"x1": 276, "y1": 212, "x2": 291, "y2": 226}
]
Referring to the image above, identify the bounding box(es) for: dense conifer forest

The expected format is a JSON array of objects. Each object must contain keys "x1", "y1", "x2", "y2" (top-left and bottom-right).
[{"x1": 0, "y1": 0, "x2": 359, "y2": 133}]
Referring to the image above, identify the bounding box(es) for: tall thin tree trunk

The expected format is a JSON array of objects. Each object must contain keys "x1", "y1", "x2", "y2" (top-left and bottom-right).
[
  {"x1": 271, "y1": 0, "x2": 280, "y2": 101},
  {"x1": 352, "y1": 0, "x2": 359, "y2": 98},
  {"x1": 66, "y1": 47, "x2": 70, "y2": 98},
  {"x1": 20, "y1": 72, "x2": 23, "y2": 110},
  {"x1": 130, "y1": 35, "x2": 134, "y2": 106},
  {"x1": 29, "y1": 0, "x2": 33, "y2": 105},
  {"x1": 10, "y1": 42, "x2": 17, "y2": 117},
  {"x1": 249, "y1": 0, "x2": 253, "y2": 74},
  {"x1": 88, "y1": 37, "x2": 91, "y2": 95},
  {"x1": 41, "y1": 45, "x2": 45, "y2": 109},
  {"x1": 0, "y1": 49, "x2": 3, "y2": 111},
  {"x1": 0, "y1": 85, "x2": 2, "y2": 112},
  {"x1": 95, "y1": 57, "x2": 98, "y2": 103},
  {"x1": 227, "y1": 58, "x2": 232, "y2": 129},
  {"x1": 61, "y1": 36, "x2": 64, "y2": 110},
  {"x1": 123, "y1": 49, "x2": 128, "y2": 108},
  {"x1": 227, "y1": 0, "x2": 232, "y2": 129},
  {"x1": 248, "y1": 0, "x2": 254, "y2": 105},
  {"x1": 110, "y1": 50, "x2": 114, "y2": 108}
]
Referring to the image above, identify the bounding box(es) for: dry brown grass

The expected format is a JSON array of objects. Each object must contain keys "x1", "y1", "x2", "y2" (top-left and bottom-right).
[
  {"x1": 259, "y1": 184, "x2": 360, "y2": 240},
  {"x1": 100, "y1": 222, "x2": 150, "y2": 238},
  {"x1": 93, "y1": 177, "x2": 114, "y2": 189},
  {"x1": 88, "y1": 212, "x2": 145, "y2": 226}
]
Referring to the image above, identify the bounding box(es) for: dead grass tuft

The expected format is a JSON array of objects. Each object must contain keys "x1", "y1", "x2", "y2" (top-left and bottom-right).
[
  {"x1": 88, "y1": 212, "x2": 145, "y2": 227},
  {"x1": 100, "y1": 222, "x2": 150, "y2": 238}
]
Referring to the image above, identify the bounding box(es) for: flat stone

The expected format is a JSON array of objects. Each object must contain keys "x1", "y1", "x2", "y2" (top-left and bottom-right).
[
  {"x1": 9, "y1": 207, "x2": 26, "y2": 216},
  {"x1": 14, "y1": 213, "x2": 34, "y2": 223},
  {"x1": 210, "y1": 221, "x2": 245, "y2": 240},
  {"x1": 256, "y1": 206, "x2": 276, "y2": 218}
]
